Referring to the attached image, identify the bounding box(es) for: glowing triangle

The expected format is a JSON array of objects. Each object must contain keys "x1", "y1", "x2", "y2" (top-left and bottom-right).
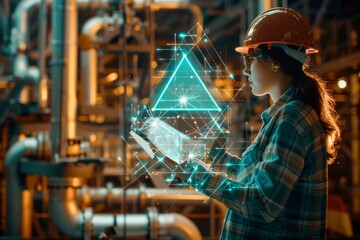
[{"x1": 152, "y1": 53, "x2": 221, "y2": 112}]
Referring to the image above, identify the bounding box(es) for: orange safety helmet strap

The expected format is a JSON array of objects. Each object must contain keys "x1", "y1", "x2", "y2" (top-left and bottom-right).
[{"x1": 236, "y1": 7, "x2": 318, "y2": 58}]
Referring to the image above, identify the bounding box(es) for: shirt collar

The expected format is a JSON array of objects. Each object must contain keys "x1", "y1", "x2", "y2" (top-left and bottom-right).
[{"x1": 261, "y1": 87, "x2": 296, "y2": 124}]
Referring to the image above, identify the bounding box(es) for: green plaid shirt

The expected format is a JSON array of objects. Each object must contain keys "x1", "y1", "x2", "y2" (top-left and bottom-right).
[{"x1": 183, "y1": 87, "x2": 327, "y2": 239}]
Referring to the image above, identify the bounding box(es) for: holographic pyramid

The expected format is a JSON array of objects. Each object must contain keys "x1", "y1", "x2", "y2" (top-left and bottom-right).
[{"x1": 152, "y1": 52, "x2": 221, "y2": 112}]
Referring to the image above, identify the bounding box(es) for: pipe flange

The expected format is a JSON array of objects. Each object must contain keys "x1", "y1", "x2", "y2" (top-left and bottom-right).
[
  {"x1": 36, "y1": 132, "x2": 50, "y2": 160},
  {"x1": 147, "y1": 207, "x2": 159, "y2": 240}
]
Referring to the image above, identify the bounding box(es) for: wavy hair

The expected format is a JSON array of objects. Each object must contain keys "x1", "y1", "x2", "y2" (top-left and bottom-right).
[{"x1": 259, "y1": 45, "x2": 341, "y2": 164}]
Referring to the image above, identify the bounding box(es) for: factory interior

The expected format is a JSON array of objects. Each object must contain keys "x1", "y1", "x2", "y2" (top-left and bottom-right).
[{"x1": 0, "y1": 0, "x2": 359, "y2": 239}]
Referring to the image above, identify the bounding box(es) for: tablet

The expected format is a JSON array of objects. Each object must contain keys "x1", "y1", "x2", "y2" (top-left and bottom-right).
[{"x1": 129, "y1": 130, "x2": 155, "y2": 159}]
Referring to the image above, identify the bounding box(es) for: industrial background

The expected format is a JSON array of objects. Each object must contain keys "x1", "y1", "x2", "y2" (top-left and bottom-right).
[{"x1": 0, "y1": 0, "x2": 359, "y2": 239}]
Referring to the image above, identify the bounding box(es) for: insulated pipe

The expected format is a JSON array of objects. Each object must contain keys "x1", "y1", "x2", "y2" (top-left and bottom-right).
[
  {"x1": 50, "y1": 187, "x2": 202, "y2": 239},
  {"x1": 78, "y1": 187, "x2": 227, "y2": 217},
  {"x1": 81, "y1": 187, "x2": 210, "y2": 204},
  {"x1": 80, "y1": 15, "x2": 123, "y2": 106},
  {"x1": 92, "y1": 211, "x2": 203, "y2": 240},
  {"x1": 4, "y1": 137, "x2": 39, "y2": 237},
  {"x1": 49, "y1": 187, "x2": 85, "y2": 238},
  {"x1": 157, "y1": 213, "x2": 202, "y2": 240},
  {"x1": 51, "y1": 0, "x2": 78, "y2": 159}
]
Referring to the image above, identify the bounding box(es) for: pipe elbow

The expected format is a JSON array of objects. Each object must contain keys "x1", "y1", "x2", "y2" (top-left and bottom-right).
[
  {"x1": 158, "y1": 213, "x2": 202, "y2": 240},
  {"x1": 49, "y1": 188, "x2": 84, "y2": 238},
  {"x1": 4, "y1": 138, "x2": 38, "y2": 168}
]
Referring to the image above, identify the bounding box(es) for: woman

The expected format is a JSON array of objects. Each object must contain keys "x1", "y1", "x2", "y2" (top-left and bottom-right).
[{"x1": 176, "y1": 7, "x2": 341, "y2": 239}]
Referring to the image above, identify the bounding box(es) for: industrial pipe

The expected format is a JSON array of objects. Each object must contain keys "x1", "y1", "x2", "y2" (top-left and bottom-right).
[
  {"x1": 0, "y1": 54, "x2": 40, "y2": 125},
  {"x1": 80, "y1": 15, "x2": 123, "y2": 106},
  {"x1": 78, "y1": 187, "x2": 226, "y2": 213},
  {"x1": 11, "y1": 0, "x2": 192, "y2": 55},
  {"x1": 51, "y1": 0, "x2": 78, "y2": 159},
  {"x1": 11, "y1": 0, "x2": 115, "y2": 54},
  {"x1": 92, "y1": 209, "x2": 203, "y2": 240},
  {"x1": 50, "y1": 186, "x2": 202, "y2": 239},
  {"x1": 79, "y1": 2, "x2": 202, "y2": 107},
  {"x1": 4, "y1": 135, "x2": 45, "y2": 237}
]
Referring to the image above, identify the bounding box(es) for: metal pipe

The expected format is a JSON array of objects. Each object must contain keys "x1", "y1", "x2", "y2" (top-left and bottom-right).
[
  {"x1": 4, "y1": 137, "x2": 39, "y2": 237},
  {"x1": 79, "y1": 3, "x2": 201, "y2": 107},
  {"x1": 51, "y1": 0, "x2": 78, "y2": 159},
  {"x1": 49, "y1": 187, "x2": 85, "y2": 238},
  {"x1": 50, "y1": 0, "x2": 64, "y2": 159},
  {"x1": 11, "y1": 0, "x2": 191, "y2": 55},
  {"x1": 80, "y1": 15, "x2": 123, "y2": 106},
  {"x1": 13, "y1": 54, "x2": 40, "y2": 106},
  {"x1": 21, "y1": 189, "x2": 33, "y2": 238},
  {"x1": 78, "y1": 187, "x2": 227, "y2": 216},
  {"x1": 38, "y1": 0, "x2": 49, "y2": 109},
  {"x1": 11, "y1": 0, "x2": 114, "y2": 54},
  {"x1": 157, "y1": 213, "x2": 202, "y2": 240},
  {"x1": 50, "y1": 187, "x2": 202, "y2": 239}
]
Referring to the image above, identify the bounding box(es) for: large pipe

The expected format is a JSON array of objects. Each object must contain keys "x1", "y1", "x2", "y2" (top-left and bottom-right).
[
  {"x1": 79, "y1": 187, "x2": 225, "y2": 211},
  {"x1": 4, "y1": 136, "x2": 43, "y2": 237},
  {"x1": 50, "y1": 187, "x2": 202, "y2": 239},
  {"x1": 80, "y1": 15, "x2": 123, "y2": 106},
  {"x1": 92, "y1": 211, "x2": 203, "y2": 240},
  {"x1": 51, "y1": 0, "x2": 78, "y2": 159}
]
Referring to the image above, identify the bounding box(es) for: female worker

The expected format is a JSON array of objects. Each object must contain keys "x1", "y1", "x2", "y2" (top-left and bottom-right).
[{"x1": 176, "y1": 7, "x2": 341, "y2": 239}]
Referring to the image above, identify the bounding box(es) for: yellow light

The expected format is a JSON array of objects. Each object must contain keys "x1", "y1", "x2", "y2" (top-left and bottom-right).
[
  {"x1": 338, "y1": 79, "x2": 347, "y2": 89},
  {"x1": 151, "y1": 61, "x2": 158, "y2": 69},
  {"x1": 96, "y1": 115, "x2": 105, "y2": 123},
  {"x1": 89, "y1": 114, "x2": 96, "y2": 122},
  {"x1": 104, "y1": 72, "x2": 118, "y2": 84},
  {"x1": 89, "y1": 134, "x2": 96, "y2": 143},
  {"x1": 18, "y1": 134, "x2": 26, "y2": 140}
]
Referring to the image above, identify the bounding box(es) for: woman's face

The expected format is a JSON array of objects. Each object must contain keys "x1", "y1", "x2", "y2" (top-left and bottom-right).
[{"x1": 243, "y1": 57, "x2": 277, "y2": 96}]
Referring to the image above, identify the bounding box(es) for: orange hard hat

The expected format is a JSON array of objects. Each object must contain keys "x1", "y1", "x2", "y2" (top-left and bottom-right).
[{"x1": 235, "y1": 7, "x2": 318, "y2": 55}]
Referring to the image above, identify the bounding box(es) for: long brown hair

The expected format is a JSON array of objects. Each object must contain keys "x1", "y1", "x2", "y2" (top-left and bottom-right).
[{"x1": 260, "y1": 45, "x2": 341, "y2": 164}]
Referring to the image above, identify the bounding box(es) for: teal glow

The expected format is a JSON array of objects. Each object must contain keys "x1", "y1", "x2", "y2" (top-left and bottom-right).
[
  {"x1": 152, "y1": 54, "x2": 221, "y2": 112},
  {"x1": 179, "y1": 33, "x2": 186, "y2": 38},
  {"x1": 203, "y1": 38, "x2": 208, "y2": 42},
  {"x1": 141, "y1": 118, "x2": 206, "y2": 164},
  {"x1": 229, "y1": 73, "x2": 234, "y2": 79}
]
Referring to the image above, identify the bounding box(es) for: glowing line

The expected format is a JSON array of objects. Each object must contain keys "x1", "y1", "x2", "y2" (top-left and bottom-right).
[
  {"x1": 152, "y1": 56, "x2": 186, "y2": 110},
  {"x1": 154, "y1": 108, "x2": 221, "y2": 111},
  {"x1": 183, "y1": 55, "x2": 221, "y2": 111},
  {"x1": 153, "y1": 54, "x2": 221, "y2": 112}
]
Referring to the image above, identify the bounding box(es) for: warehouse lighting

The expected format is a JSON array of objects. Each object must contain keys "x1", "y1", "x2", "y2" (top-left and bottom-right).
[{"x1": 337, "y1": 79, "x2": 347, "y2": 89}]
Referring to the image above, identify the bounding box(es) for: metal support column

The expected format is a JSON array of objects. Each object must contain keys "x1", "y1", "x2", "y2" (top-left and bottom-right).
[{"x1": 351, "y1": 73, "x2": 360, "y2": 214}]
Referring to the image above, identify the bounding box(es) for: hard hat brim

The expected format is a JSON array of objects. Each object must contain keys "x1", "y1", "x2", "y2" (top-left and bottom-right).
[
  {"x1": 235, "y1": 46, "x2": 249, "y2": 54},
  {"x1": 235, "y1": 43, "x2": 318, "y2": 55}
]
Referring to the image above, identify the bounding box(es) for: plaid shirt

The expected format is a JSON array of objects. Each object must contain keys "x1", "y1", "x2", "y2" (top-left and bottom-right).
[{"x1": 182, "y1": 87, "x2": 327, "y2": 239}]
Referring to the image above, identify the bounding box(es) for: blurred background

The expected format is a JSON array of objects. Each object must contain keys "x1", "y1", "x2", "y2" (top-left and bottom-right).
[{"x1": 0, "y1": 0, "x2": 359, "y2": 239}]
